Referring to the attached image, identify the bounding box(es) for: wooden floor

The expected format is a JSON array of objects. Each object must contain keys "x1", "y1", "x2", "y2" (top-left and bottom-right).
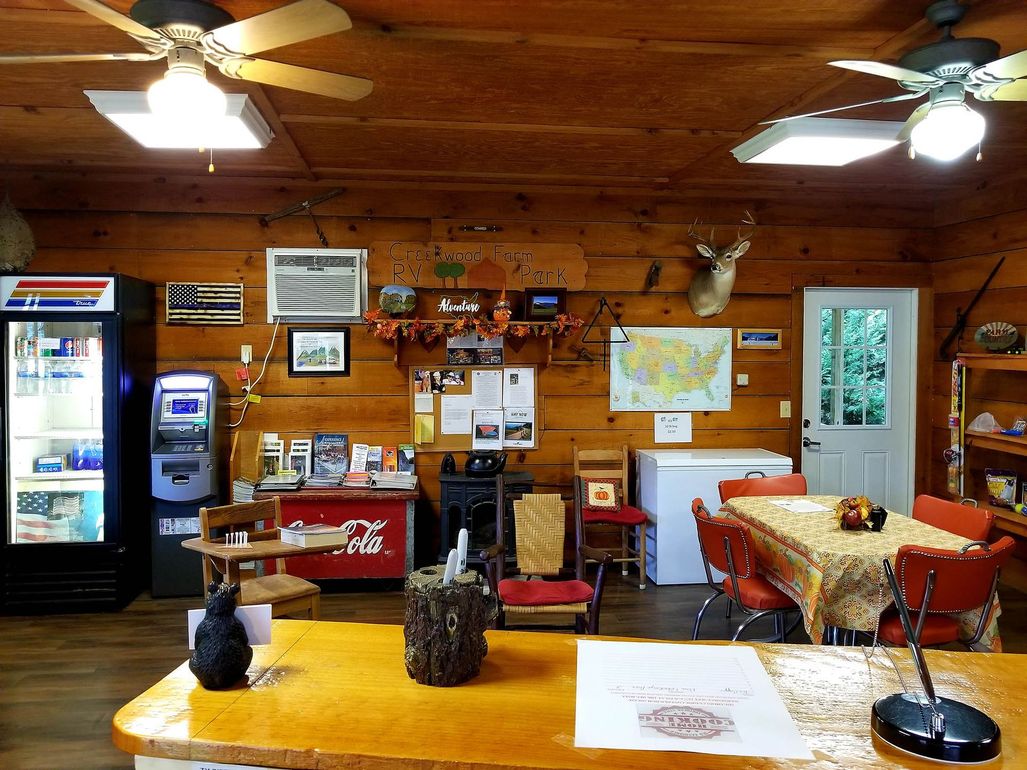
[{"x1": 2, "y1": 573, "x2": 1026, "y2": 770}]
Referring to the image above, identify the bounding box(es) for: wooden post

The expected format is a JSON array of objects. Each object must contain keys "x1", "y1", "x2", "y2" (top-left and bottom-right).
[{"x1": 403, "y1": 566, "x2": 495, "y2": 686}]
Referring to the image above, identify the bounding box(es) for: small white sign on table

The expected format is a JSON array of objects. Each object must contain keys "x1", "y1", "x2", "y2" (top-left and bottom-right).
[{"x1": 654, "y1": 413, "x2": 692, "y2": 443}]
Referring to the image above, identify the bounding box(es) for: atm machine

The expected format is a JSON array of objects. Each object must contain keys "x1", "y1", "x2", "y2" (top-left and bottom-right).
[{"x1": 149, "y1": 371, "x2": 228, "y2": 597}]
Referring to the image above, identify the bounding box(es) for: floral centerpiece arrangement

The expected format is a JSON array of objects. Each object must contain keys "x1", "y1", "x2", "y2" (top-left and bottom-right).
[{"x1": 835, "y1": 496, "x2": 888, "y2": 531}]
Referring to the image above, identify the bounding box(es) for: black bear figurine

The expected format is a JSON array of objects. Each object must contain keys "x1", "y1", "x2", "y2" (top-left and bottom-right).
[{"x1": 189, "y1": 581, "x2": 253, "y2": 690}]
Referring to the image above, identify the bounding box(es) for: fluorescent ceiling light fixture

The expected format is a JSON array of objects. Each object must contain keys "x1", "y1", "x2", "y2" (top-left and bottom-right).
[
  {"x1": 731, "y1": 118, "x2": 905, "y2": 166},
  {"x1": 85, "y1": 90, "x2": 274, "y2": 149}
]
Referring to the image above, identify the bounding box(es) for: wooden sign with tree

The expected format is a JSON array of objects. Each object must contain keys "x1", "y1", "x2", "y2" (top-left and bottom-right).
[{"x1": 370, "y1": 241, "x2": 588, "y2": 290}]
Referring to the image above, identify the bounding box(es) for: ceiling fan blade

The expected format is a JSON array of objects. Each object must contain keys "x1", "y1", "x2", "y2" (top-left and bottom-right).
[
  {"x1": 204, "y1": 0, "x2": 352, "y2": 56},
  {"x1": 223, "y1": 58, "x2": 372, "y2": 101},
  {"x1": 976, "y1": 78, "x2": 1027, "y2": 101},
  {"x1": 64, "y1": 0, "x2": 163, "y2": 44},
  {"x1": 0, "y1": 52, "x2": 159, "y2": 64},
  {"x1": 760, "y1": 90, "x2": 926, "y2": 125},
  {"x1": 970, "y1": 49, "x2": 1027, "y2": 82},
  {"x1": 896, "y1": 103, "x2": 931, "y2": 141},
  {"x1": 829, "y1": 60, "x2": 942, "y2": 85}
]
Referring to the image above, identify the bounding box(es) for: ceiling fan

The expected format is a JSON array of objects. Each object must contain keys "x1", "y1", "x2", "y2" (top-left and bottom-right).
[
  {"x1": 766, "y1": 0, "x2": 1027, "y2": 161},
  {"x1": 0, "y1": 0, "x2": 373, "y2": 117}
]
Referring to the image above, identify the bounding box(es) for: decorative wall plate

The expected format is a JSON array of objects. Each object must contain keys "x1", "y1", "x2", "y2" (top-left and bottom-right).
[
  {"x1": 379, "y1": 285, "x2": 416, "y2": 316},
  {"x1": 974, "y1": 321, "x2": 1018, "y2": 351}
]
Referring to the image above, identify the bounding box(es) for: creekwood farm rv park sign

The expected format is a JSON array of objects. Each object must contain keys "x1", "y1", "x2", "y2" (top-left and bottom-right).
[{"x1": 369, "y1": 242, "x2": 588, "y2": 290}]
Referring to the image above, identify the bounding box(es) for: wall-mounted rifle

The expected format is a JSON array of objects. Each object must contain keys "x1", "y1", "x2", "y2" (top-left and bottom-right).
[{"x1": 939, "y1": 256, "x2": 1004, "y2": 360}]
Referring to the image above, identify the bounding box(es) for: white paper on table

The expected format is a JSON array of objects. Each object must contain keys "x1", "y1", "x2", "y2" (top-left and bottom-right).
[
  {"x1": 472, "y1": 409, "x2": 504, "y2": 450},
  {"x1": 769, "y1": 499, "x2": 832, "y2": 513},
  {"x1": 575, "y1": 640, "x2": 812, "y2": 760},
  {"x1": 472, "y1": 370, "x2": 503, "y2": 409},
  {"x1": 440, "y1": 395, "x2": 474, "y2": 435},
  {"x1": 503, "y1": 407, "x2": 535, "y2": 448},
  {"x1": 503, "y1": 367, "x2": 534, "y2": 407},
  {"x1": 654, "y1": 413, "x2": 692, "y2": 443},
  {"x1": 188, "y1": 604, "x2": 271, "y2": 649},
  {"x1": 414, "y1": 392, "x2": 434, "y2": 413}
]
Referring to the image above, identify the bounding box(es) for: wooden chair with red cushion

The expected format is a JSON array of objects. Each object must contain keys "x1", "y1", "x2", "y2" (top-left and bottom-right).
[
  {"x1": 911, "y1": 494, "x2": 994, "y2": 542},
  {"x1": 480, "y1": 475, "x2": 613, "y2": 634},
  {"x1": 718, "y1": 472, "x2": 808, "y2": 504},
  {"x1": 691, "y1": 497, "x2": 801, "y2": 642},
  {"x1": 572, "y1": 445, "x2": 648, "y2": 589},
  {"x1": 878, "y1": 536, "x2": 1015, "y2": 649}
]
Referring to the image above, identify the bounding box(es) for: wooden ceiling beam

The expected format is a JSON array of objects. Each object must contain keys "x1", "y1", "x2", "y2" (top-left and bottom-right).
[
  {"x1": 309, "y1": 167, "x2": 669, "y2": 186},
  {"x1": 278, "y1": 114, "x2": 741, "y2": 139},
  {"x1": 359, "y1": 23, "x2": 874, "y2": 61},
  {"x1": 243, "y1": 85, "x2": 317, "y2": 182}
]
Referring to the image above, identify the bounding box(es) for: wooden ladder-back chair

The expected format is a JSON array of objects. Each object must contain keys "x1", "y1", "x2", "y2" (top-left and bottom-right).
[
  {"x1": 911, "y1": 494, "x2": 994, "y2": 542},
  {"x1": 718, "y1": 472, "x2": 808, "y2": 504},
  {"x1": 572, "y1": 445, "x2": 648, "y2": 589},
  {"x1": 878, "y1": 536, "x2": 1015, "y2": 649},
  {"x1": 691, "y1": 497, "x2": 800, "y2": 642},
  {"x1": 481, "y1": 475, "x2": 613, "y2": 634},
  {"x1": 198, "y1": 498, "x2": 321, "y2": 620}
]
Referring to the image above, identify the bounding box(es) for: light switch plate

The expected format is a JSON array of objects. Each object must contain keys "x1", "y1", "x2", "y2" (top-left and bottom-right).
[
  {"x1": 780, "y1": 400, "x2": 791, "y2": 418},
  {"x1": 736, "y1": 373, "x2": 749, "y2": 386}
]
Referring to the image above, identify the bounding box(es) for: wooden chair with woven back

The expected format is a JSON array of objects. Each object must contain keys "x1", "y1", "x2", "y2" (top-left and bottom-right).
[
  {"x1": 480, "y1": 475, "x2": 613, "y2": 634},
  {"x1": 198, "y1": 497, "x2": 321, "y2": 620},
  {"x1": 572, "y1": 445, "x2": 648, "y2": 589}
]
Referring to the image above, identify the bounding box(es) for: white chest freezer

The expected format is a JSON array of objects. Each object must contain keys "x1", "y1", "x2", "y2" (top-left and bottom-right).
[{"x1": 636, "y1": 448, "x2": 793, "y2": 585}]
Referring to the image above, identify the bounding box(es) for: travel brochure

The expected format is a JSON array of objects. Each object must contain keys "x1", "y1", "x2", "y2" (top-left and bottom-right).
[
  {"x1": 253, "y1": 435, "x2": 416, "y2": 490},
  {"x1": 446, "y1": 332, "x2": 504, "y2": 365}
]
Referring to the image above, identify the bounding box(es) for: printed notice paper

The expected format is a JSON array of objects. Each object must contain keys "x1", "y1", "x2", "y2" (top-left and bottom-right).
[
  {"x1": 769, "y1": 499, "x2": 832, "y2": 513},
  {"x1": 441, "y1": 395, "x2": 473, "y2": 435},
  {"x1": 472, "y1": 409, "x2": 504, "y2": 450},
  {"x1": 414, "y1": 392, "x2": 434, "y2": 413},
  {"x1": 654, "y1": 413, "x2": 692, "y2": 443},
  {"x1": 503, "y1": 407, "x2": 535, "y2": 448},
  {"x1": 575, "y1": 639, "x2": 812, "y2": 760},
  {"x1": 472, "y1": 369, "x2": 503, "y2": 409},
  {"x1": 503, "y1": 367, "x2": 534, "y2": 407}
]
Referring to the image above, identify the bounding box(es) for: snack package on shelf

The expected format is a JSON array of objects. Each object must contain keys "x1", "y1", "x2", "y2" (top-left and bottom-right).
[{"x1": 985, "y1": 468, "x2": 1017, "y2": 508}]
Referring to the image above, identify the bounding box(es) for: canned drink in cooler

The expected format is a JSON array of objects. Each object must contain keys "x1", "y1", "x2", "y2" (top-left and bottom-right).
[
  {"x1": 73, "y1": 337, "x2": 83, "y2": 357},
  {"x1": 61, "y1": 337, "x2": 74, "y2": 357}
]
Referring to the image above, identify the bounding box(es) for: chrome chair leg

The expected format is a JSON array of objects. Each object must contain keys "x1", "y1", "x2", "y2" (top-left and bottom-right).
[
  {"x1": 692, "y1": 589, "x2": 725, "y2": 640},
  {"x1": 731, "y1": 609, "x2": 779, "y2": 641}
]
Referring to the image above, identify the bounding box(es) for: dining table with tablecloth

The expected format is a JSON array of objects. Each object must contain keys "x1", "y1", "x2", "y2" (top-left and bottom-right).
[{"x1": 719, "y1": 495, "x2": 1002, "y2": 650}]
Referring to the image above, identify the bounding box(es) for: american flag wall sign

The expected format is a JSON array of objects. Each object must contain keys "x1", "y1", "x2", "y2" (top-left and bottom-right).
[{"x1": 166, "y1": 282, "x2": 244, "y2": 325}]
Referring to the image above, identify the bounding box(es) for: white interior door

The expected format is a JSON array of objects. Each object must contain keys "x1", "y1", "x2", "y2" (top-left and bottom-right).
[{"x1": 801, "y1": 288, "x2": 917, "y2": 513}]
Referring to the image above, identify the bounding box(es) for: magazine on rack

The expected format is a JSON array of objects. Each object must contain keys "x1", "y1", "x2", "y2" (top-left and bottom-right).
[{"x1": 369, "y1": 472, "x2": 418, "y2": 490}]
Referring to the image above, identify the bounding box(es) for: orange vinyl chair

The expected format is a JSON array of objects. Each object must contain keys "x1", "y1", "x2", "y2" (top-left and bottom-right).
[
  {"x1": 691, "y1": 497, "x2": 800, "y2": 642},
  {"x1": 481, "y1": 475, "x2": 614, "y2": 635},
  {"x1": 911, "y1": 494, "x2": 994, "y2": 542},
  {"x1": 718, "y1": 472, "x2": 808, "y2": 504},
  {"x1": 572, "y1": 445, "x2": 648, "y2": 589},
  {"x1": 198, "y1": 498, "x2": 321, "y2": 620},
  {"x1": 878, "y1": 536, "x2": 1016, "y2": 649}
]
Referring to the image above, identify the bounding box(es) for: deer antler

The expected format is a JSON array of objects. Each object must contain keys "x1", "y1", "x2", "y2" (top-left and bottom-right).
[
  {"x1": 729, "y1": 210, "x2": 757, "y2": 250},
  {"x1": 687, "y1": 218, "x2": 716, "y2": 248}
]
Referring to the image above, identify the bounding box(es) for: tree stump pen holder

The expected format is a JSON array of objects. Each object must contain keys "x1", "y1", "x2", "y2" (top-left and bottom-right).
[{"x1": 403, "y1": 566, "x2": 496, "y2": 686}]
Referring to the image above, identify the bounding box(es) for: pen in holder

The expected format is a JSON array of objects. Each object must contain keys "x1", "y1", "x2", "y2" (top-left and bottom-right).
[{"x1": 403, "y1": 563, "x2": 497, "y2": 687}]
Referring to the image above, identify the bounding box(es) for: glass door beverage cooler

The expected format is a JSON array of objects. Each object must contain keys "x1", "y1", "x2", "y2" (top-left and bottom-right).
[{"x1": 0, "y1": 274, "x2": 153, "y2": 612}]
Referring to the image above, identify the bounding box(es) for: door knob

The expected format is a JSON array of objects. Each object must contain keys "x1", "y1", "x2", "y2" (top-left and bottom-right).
[{"x1": 802, "y1": 437, "x2": 821, "y2": 448}]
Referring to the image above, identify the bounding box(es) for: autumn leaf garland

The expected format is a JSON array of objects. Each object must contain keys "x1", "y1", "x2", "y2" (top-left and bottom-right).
[{"x1": 362, "y1": 309, "x2": 584, "y2": 341}]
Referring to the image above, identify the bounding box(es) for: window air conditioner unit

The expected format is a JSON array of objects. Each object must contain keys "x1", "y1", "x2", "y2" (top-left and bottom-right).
[{"x1": 266, "y1": 248, "x2": 367, "y2": 323}]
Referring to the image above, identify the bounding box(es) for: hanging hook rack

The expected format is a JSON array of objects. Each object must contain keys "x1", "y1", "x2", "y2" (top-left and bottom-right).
[{"x1": 259, "y1": 188, "x2": 346, "y2": 247}]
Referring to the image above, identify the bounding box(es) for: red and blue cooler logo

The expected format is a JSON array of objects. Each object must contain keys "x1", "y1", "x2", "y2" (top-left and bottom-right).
[{"x1": 2, "y1": 278, "x2": 113, "y2": 310}]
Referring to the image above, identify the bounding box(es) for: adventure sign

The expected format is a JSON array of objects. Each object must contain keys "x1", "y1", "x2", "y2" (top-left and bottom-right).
[{"x1": 369, "y1": 241, "x2": 587, "y2": 291}]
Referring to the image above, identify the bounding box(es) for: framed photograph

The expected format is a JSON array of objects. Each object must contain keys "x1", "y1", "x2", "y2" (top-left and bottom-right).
[
  {"x1": 736, "y1": 328, "x2": 782, "y2": 350},
  {"x1": 288, "y1": 327, "x2": 351, "y2": 376},
  {"x1": 523, "y1": 288, "x2": 566, "y2": 321}
]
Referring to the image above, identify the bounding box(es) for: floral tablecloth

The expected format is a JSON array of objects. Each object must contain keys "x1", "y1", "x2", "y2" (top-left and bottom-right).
[{"x1": 721, "y1": 495, "x2": 1002, "y2": 650}]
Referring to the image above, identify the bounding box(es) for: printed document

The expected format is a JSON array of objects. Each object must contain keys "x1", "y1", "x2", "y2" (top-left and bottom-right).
[
  {"x1": 440, "y1": 395, "x2": 473, "y2": 435},
  {"x1": 575, "y1": 640, "x2": 812, "y2": 760},
  {"x1": 472, "y1": 370, "x2": 503, "y2": 409},
  {"x1": 502, "y1": 367, "x2": 534, "y2": 407},
  {"x1": 768, "y1": 499, "x2": 832, "y2": 513}
]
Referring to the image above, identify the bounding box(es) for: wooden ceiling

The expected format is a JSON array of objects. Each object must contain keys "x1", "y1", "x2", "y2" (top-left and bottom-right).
[{"x1": 1, "y1": 0, "x2": 1026, "y2": 202}]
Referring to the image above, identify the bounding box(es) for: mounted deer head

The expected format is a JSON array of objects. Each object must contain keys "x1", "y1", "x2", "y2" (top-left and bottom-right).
[{"x1": 686, "y1": 211, "x2": 756, "y2": 317}]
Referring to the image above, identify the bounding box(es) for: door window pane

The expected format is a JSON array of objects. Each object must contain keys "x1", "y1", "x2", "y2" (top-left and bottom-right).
[{"x1": 818, "y1": 307, "x2": 889, "y2": 427}]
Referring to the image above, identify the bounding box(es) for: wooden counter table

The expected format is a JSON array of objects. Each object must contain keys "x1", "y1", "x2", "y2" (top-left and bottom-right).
[
  {"x1": 113, "y1": 621, "x2": 1026, "y2": 770},
  {"x1": 252, "y1": 487, "x2": 418, "y2": 579}
]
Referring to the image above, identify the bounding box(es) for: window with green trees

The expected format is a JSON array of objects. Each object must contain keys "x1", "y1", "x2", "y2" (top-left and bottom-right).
[{"x1": 819, "y1": 307, "x2": 888, "y2": 427}]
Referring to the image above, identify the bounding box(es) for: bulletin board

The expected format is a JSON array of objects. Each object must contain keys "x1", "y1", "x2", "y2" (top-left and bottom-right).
[{"x1": 408, "y1": 365, "x2": 541, "y2": 453}]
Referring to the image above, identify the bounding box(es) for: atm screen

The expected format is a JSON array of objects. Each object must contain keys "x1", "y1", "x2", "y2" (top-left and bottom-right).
[{"x1": 171, "y1": 398, "x2": 200, "y2": 415}]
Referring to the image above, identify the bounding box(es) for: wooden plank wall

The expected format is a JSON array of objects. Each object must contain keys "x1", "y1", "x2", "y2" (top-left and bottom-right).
[
  {"x1": 12, "y1": 174, "x2": 933, "y2": 560},
  {"x1": 930, "y1": 193, "x2": 1027, "y2": 585}
]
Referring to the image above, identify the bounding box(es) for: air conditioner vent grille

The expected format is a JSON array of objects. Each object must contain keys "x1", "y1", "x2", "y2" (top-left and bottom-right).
[
  {"x1": 266, "y1": 248, "x2": 366, "y2": 321},
  {"x1": 274, "y1": 254, "x2": 354, "y2": 269}
]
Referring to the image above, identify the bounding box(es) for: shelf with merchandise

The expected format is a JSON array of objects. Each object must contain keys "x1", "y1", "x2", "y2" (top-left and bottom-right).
[
  {"x1": 362, "y1": 310, "x2": 584, "y2": 368},
  {"x1": 15, "y1": 470, "x2": 104, "y2": 481}
]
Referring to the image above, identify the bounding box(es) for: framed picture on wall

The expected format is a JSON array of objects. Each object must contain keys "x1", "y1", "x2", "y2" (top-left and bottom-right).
[
  {"x1": 736, "y1": 328, "x2": 782, "y2": 350},
  {"x1": 522, "y1": 288, "x2": 566, "y2": 321},
  {"x1": 288, "y1": 327, "x2": 351, "y2": 376}
]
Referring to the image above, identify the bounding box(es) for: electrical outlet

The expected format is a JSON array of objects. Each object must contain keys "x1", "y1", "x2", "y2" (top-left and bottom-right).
[
  {"x1": 241, "y1": 345, "x2": 252, "y2": 365},
  {"x1": 736, "y1": 373, "x2": 749, "y2": 387},
  {"x1": 780, "y1": 400, "x2": 791, "y2": 418}
]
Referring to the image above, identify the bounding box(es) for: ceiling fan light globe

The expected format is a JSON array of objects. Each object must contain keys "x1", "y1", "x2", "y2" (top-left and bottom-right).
[
  {"x1": 147, "y1": 69, "x2": 227, "y2": 122},
  {"x1": 909, "y1": 101, "x2": 985, "y2": 161}
]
